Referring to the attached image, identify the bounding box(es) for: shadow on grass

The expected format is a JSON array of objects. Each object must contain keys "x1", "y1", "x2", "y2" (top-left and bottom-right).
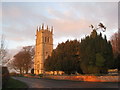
[{"x1": 2, "y1": 77, "x2": 28, "y2": 90}]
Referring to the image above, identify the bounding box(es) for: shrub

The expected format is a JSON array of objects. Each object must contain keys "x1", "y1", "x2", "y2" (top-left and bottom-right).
[
  {"x1": 31, "y1": 68, "x2": 34, "y2": 74},
  {"x1": 38, "y1": 74, "x2": 43, "y2": 77},
  {"x1": 93, "y1": 73, "x2": 104, "y2": 76},
  {"x1": 30, "y1": 74, "x2": 35, "y2": 76},
  {"x1": 17, "y1": 74, "x2": 23, "y2": 77}
]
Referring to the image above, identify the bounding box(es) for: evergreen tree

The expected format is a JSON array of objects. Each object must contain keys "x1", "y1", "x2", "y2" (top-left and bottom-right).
[
  {"x1": 80, "y1": 30, "x2": 113, "y2": 74},
  {"x1": 45, "y1": 23, "x2": 113, "y2": 74},
  {"x1": 44, "y1": 40, "x2": 82, "y2": 75}
]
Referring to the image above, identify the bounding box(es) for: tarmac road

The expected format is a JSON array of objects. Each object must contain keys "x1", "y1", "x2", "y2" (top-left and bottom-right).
[{"x1": 12, "y1": 76, "x2": 119, "y2": 88}]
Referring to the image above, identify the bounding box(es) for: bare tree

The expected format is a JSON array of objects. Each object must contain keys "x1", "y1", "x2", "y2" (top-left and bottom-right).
[
  {"x1": 10, "y1": 46, "x2": 34, "y2": 74},
  {"x1": 110, "y1": 32, "x2": 120, "y2": 57},
  {"x1": 110, "y1": 31, "x2": 120, "y2": 71},
  {"x1": 0, "y1": 34, "x2": 8, "y2": 66},
  {"x1": 22, "y1": 46, "x2": 35, "y2": 60}
]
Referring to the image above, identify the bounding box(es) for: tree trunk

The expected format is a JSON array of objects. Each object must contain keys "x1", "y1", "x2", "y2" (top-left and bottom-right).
[
  {"x1": 20, "y1": 68, "x2": 22, "y2": 74},
  {"x1": 25, "y1": 69, "x2": 28, "y2": 74}
]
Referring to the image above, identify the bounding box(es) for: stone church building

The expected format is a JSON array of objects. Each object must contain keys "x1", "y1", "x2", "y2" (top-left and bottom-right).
[{"x1": 34, "y1": 24, "x2": 53, "y2": 74}]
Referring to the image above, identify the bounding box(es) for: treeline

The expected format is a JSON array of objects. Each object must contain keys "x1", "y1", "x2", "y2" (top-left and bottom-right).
[
  {"x1": 45, "y1": 40, "x2": 82, "y2": 74},
  {"x1": 80, "y1": 30, "x2": 113, "y2": 74},
  {"x1": 44, "y1": 30, "x2": 114, "y2": 74},
  {"x1": 7, "y1": 24, "x2": 119, "y2": 75}
]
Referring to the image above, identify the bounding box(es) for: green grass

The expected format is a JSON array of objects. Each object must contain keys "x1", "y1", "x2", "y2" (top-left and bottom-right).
[{"x1": 2, "y1": 77, "x2": 28, "y2": 89}]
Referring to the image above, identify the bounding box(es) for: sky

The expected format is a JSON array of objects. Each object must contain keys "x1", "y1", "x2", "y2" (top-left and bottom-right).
[{"x1": 1, "y1": 1, "x2": 118, "y2": 57}]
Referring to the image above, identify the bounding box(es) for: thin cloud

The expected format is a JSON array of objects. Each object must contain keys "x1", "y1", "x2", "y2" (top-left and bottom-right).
[{"x1": 2, "y1": 2, "x2": 118, "y2": 50}]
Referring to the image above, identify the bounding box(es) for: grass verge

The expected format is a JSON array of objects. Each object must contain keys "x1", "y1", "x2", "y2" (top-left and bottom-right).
[{"x1": 2, "y1": 77, "x2": 28, "y2": 89}]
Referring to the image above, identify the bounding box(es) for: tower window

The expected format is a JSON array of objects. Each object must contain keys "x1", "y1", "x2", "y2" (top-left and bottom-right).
[
  {"x1": 48, "y1": 37, "x2": 49, "y2": 42},
  {"x1": 42, "y1": 36, "x2": 44, "y2": 43},
  {"x1": 45, "y1": 37, "x2": 46, "y2": 42}
]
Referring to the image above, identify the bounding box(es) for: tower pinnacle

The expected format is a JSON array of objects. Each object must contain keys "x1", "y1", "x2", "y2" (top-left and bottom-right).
[
  {"x1": 36, "y1": 26, "x2": 39, "y2": 36},
  {"x1": 37, "y1": 26, "x2": 39, "y2": 31},
  {"x1": 39, "y1": 25, "x2": 41, "y2": 30},
  {"x1": 51, "y1": 26, "x2": 53, "y2": 33},
  {"x1": 42, "y1": 23, "x2": 44, "y2": 30},
  {"x1": 47, "y1": 25, "x2": 48, "y2": 30}
]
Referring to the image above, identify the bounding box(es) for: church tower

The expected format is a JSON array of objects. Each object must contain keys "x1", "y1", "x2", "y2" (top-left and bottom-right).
[{"x1": 34, "y1": 24, "x2": 53, "y2": 74}]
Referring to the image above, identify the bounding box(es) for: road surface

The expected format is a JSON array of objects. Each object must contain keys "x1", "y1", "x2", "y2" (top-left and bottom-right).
[{"x1": 12, "y1": 77, "x2": 119, "y2": 88}]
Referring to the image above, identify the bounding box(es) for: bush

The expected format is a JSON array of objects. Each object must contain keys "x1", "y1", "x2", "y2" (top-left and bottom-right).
[
  {"x1": 30, "y1": 74, "x2": 35, "y2": 76},
  {"x1": 31, "y1": 68, "x2": 34, "y2": 74},
  {"x1": 38, "y1": 74, "x2": 43, "y2": 77},
  {"x1": 2, "y1": 66, "x2": 10, "y2": 88},
  {"x1": 17, "y1": 74, "x2": 24, "y2": 77},
  {"x1": 93, "y1": 73, "x2": 105, "y2": 76}
]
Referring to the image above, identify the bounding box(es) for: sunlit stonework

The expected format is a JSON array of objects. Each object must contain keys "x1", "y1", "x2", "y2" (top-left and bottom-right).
[{"x1": 34, "y1": 24, "x2": 53, "y2": 74}]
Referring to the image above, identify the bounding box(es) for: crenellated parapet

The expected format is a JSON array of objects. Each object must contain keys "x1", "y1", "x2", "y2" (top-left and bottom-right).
[{"x1": 36, "y1": 23, "x2": 53, "y2": 34}]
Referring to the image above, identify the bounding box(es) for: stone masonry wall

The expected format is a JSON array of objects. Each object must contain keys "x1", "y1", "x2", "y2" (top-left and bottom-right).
[{"x1": 43, "y1": 75, "x2": 120, "y2": 82}]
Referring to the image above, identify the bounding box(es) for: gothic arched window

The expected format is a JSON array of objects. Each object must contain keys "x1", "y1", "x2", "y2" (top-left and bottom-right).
[
  {"x1": 48, "y1": 37, "x2": 49, "y2": 42},
  {"x1": 45, "y1": 37, "x2": 46, "y2": 42},
  {"x1": 42, "y1": 36, "x2": 44, "y2": 43}
]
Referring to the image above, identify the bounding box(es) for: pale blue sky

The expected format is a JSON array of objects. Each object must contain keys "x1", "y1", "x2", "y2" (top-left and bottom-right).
[{"x1": 1, "y1": 2, "x2": 118, "y2": 51}]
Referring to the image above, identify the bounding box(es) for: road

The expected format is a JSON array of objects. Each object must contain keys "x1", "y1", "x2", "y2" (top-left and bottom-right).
[{"x1": 12, "y1": 77, "x2": 119, "y2": 88}]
